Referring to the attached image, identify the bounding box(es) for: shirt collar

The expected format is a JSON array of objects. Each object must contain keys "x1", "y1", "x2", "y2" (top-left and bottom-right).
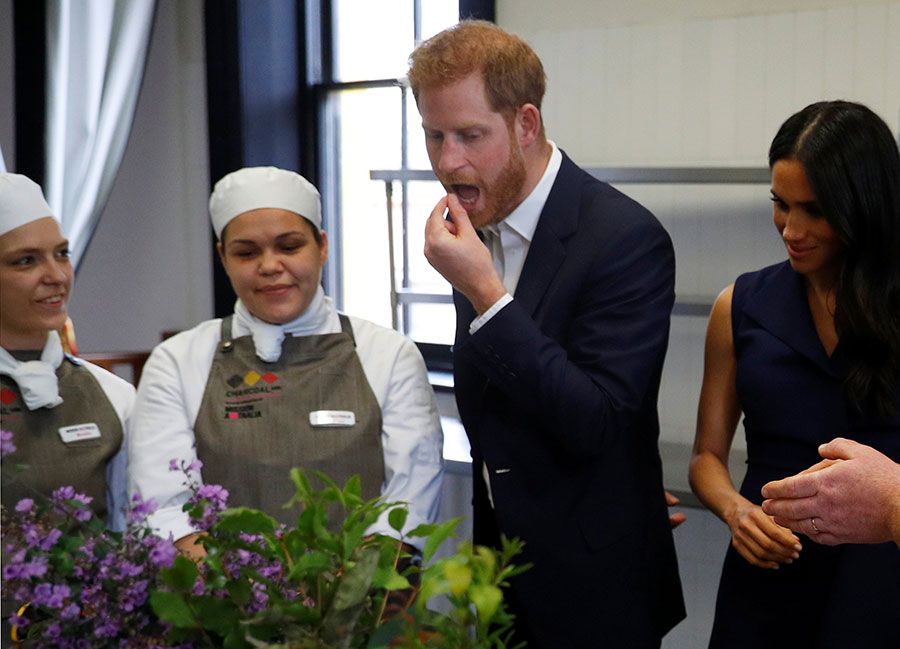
[{"x1": 492, "y1": 141, "x2": 561, "y2": 243}]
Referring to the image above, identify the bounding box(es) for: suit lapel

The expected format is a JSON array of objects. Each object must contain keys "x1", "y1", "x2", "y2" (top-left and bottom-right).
[
  {"x1": 514, "y1": 153, "x2": 582, "y2": 317},
  {"x1": 741, "y1": 262, "x2": 841, "y2": 378}
]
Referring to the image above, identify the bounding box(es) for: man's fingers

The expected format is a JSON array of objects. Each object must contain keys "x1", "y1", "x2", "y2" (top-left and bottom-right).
[
  {"x1": 761, "y1": 472, "x2": 817, "y2": 500},
  {"x1": 818, "y1": 437, "x2": 862, "y2": 462},
  {"x1": 798, "y1": 458, "x2": 838, "y2": 475},
  {"x1": 446, "y1": 193, "x2": 475, "y2": 234},
  {"x1": 761, "y1": 494, "x2": 817, "y2": 521},
  {"x1": 665, "y1": 490, "x2": 680, "y2": 506}
]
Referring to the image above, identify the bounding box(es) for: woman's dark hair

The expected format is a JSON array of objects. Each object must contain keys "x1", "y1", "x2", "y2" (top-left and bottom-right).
[{"x1": 769, "y1": 100, "x2": 900, "y2": 416}]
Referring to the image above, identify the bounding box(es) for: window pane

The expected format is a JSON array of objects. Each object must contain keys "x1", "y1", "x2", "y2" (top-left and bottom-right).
[
  {"x1": 406, "y1": 90, "x2": 433, "y2": 170},
  {"x1": 420, "y1": 0, "x2": 458, "y2": 42},
  {"x1": 333, "y1": 0, "x2": 413, "y2": 82},
  {"x1": 404, "y1": 181, "x2": 450, "y2": 294},
  {"x1": 407, "y1": 303, "x2": 456, "y2": 344},
  {"x1": 332, "y1": 86, "x2": 402, "y2": 329}
]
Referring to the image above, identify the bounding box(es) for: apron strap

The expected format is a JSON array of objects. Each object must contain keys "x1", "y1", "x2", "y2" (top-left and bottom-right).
[
  {"x1": 338, "y1": 314, "x2": 356, "y2": 347},
  {"x1": 219, "y1": 315, "x2": 235, "y2": 354}
]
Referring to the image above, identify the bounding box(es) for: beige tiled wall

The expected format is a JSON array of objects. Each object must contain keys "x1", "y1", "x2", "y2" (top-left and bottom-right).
[{"x1": 498, "y1": 1, "x2": 900, "y2": 451}]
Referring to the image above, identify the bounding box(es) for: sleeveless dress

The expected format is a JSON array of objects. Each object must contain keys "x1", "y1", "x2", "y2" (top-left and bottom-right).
[{"x1": 708, "y1": 261, "x2": 900, "y2": 649}]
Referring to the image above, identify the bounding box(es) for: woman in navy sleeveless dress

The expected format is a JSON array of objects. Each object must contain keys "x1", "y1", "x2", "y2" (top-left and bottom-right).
[{"x1": 690, "y1": 101, "x2": 900, "y2": 649}]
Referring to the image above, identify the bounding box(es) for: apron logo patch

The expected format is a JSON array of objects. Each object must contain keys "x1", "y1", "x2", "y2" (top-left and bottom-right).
[
  {"x1": 1, "y1": 387, "x2": 17, "y2": 405},
  {"x1": 224, "y1": 404, "x2": 263, "y2": 420},
  {"x1": 224, "y1": 370, "x2": 283, "y2": 415},
  {"x1": 227, "y1": 371, "x2": 280, "y2": 388}
]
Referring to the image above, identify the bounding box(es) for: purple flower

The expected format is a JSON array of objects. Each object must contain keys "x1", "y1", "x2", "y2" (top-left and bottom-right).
[
  {"x1": 148, "y1": 540, "x2": 176, "y2": 568},
  {"x1": 188, "y1": 483, "x2": 230, "y2": 530},
  {"x1": 126, "y1": 492, "x2": 158, "y2": 527},
  {"x1": 94, "y1": 618, "x2": 120, "y2": 639},
  {"x1": 168, "y1": 458, "x2": 180, "y2": 472},
  {"x1": 0, "y1": 429, "x2": 16, "y2": 457},
  {"x1": 119, "y1": 579, "x2": 149, "y2": 612},
  {"x1": 52, "y1": 485, "x2": 76, "y2": 502},
  {"x1": 187, "y1": 459, "x2": 203, "y2": 472},
  {"x1": 24, "y1": 524, "x2": 41, "y2": 548},
  {"x1": 248, "y1": 580, "x2": 269, "y2": 613},
  {"x1": 22, "y1": 557, "x2": 48, "y2": 578},
  {"x1": 43, "y1": 622, "x2": 62, "y2": 639},
  {"x1": 8, "y1": 612, "x2": 28, "y2": 627},
  {"x1": 40, "y1": 528, "x2": 63, "y2": 551},
  {"x1": 14, "y1": 498, "x2": 33, "y2": 513},
  {"x1": 60, "y1": 602, "x2": 81, "y2": 620},
  {"x1": 196, "y1": 483, "x2": 229, "y2": 504},
  {"x1": 117, "y1": 560, "x2": 144, "y2": 579},
  {"x1": 72, "y1": 508, "x2": 93, "y2": 522}
]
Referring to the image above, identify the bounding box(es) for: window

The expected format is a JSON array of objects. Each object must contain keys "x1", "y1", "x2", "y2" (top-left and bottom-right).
[{"x1": 314, "y1": 0, "x2": 459, "y2": 346}]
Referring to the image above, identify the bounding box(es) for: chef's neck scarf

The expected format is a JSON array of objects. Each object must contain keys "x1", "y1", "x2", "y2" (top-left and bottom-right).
[
  {"x1": 232, "y1": 285, "x2": 339, "y2": 362},
  {"x1": 0, "y1": 331, "x2": 65, "y2": 410}
]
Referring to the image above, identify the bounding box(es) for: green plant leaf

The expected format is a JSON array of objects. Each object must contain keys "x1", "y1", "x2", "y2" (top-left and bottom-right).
[
  {"x1": 442, "y1": 559, "x2": 472, "y2": 597},
  {"x1": 149, "y1": 591, "x2": 198, "y2": 628},
  {"x1": 420, "y1": 518, "x2": 459, "y2": 563},
  {"x1": 289, "y1": 467, "x2": 313, "y2": 505},
  {"x1": 342, "y1": 474, "x2": 362, "y2": 501},
  {"x1": 162, "y1": 555, "x2": 199, "y2": 592},
  {"x1": 193, "y1": 595, "x2": 242, "y2": 636},
  {"x1": 227, "y1": 577, "x2": 253, "y2": 607},
  {"x1": 321, "y1": 545, "x2": 380, "y2": 647},
  {"x1": 371, "y1": 563, "x2": 411, "y2": 591},
  {"x1": 469, "y1": 584, "x2": 503, "y2": 623},
  {"x1": 223, "y1": 629, "x2": 252, "y2": 649},
  {"x1": 387, "y1": 507, "x2": 408, "y2": 534},
  {"x1": 416, "y1": 564, "x2": 450, "y2": 605},
  {"x1": 216, "y1": 507, "x2": 279, "y2": 535},
  {"x1": 287, "y1": 550, "x2": 332, "y2": 580}
]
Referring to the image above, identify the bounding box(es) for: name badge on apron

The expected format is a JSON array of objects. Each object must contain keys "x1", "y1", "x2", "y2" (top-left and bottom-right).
[
  {"x1": 309, "y1": 410, "x2": 356, "y2": 427},
  {"x1": 58, "y1": 423, "x2": 101, "y2": 443}
]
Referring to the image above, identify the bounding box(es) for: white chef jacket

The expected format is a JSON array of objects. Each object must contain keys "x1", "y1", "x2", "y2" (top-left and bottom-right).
[
  {"x1": 75, "y1": 359, "x2": 134, "y2": 531},
  {"x1": 128, "y1": 314, "x2": 444, "y2": 549}
]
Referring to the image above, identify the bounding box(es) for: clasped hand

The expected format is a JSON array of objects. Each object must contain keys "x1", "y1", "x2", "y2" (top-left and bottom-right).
[
  {"x1": 725, "y1": 496, "x2": 802, "y2": 570},
  {"x1": 423, "y1": 194, "x2": 506, "y2": 315}
]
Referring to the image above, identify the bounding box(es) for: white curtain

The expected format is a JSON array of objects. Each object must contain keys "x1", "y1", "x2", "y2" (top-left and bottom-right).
[{"x1": 44, "y1": 0, "x2": 156, "y2": 268}]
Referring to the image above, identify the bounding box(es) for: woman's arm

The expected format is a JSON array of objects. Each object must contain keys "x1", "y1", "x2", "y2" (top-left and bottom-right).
[{"x1": 690, "y1": 285, "x2": 802, "y2": 569}]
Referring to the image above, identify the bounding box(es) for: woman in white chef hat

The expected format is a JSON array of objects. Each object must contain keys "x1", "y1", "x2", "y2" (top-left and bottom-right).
[
  {"x1": 129, "y1": 167, "x2": 443, "y2": 556},
  {"x1": 0, "y1": 173, "x2": 133, "y2": 530}
]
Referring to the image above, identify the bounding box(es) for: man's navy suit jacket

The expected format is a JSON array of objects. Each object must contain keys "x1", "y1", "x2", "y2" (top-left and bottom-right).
[{"x1": 453, "y1": 153, "x2": 686, "y2": 647}]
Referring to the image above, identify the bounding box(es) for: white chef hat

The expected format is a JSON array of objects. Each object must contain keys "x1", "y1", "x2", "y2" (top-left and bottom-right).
[
  {"x1": 208, "y1": 166, "x2": 321, "y2": 240},
  {"x1": 0, "y1": 173, "x2": 57, "y2": 237}
]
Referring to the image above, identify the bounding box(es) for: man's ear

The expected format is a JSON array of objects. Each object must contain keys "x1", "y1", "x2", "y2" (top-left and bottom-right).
[{"x1": 516, "y1": 103, "x2": 542, "y2": 147}]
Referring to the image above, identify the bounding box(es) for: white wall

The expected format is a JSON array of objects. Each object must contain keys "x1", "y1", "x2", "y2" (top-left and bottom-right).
[
  {"x1": 66, "y1": 0, "x2": 213, "y2": 353},
  {"x1": 498, "y1": 0, "x2": 900, "y2": 462}
]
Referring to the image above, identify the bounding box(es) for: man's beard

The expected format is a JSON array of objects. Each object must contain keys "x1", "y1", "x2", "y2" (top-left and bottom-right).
[{"x1": 438, "y1": 137, "x2": 527, "y2": 229}]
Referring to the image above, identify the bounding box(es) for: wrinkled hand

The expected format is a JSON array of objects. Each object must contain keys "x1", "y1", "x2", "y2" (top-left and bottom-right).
[
  {"x1": 761, "y1": 438, "x2": 900, "y2": 545},
  {"x1": 423, "y1": 194, "x2": 506, "y2": 314},
  {"x1": 724, "y1": 497, "x2": 802, "y2": 569},
  {"x1": 666, "y1": 490, "x2": 687, "y2": 528}
]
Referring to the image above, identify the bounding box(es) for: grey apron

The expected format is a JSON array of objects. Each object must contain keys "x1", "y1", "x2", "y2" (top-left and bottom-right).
[
  {"x1": 193, "y1": 315, "x2": 385, "y2": 526},
  {"x1": 1, "y1": 354, "x2": 122, "y2": 521}
]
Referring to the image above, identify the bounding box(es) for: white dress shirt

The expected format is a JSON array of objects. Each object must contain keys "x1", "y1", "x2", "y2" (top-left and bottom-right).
[
  {"x1": 469, "y1": 142, "x2": 563, "y2": 334},
  {"x1": 128, "y1": 313, "x2": 444, "y2": 549}
]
